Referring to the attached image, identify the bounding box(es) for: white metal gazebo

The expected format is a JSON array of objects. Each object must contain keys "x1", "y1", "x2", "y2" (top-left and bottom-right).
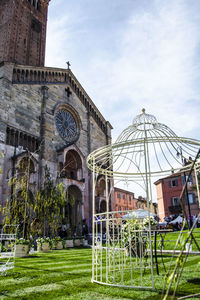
[{"x1": 87, "y1": 109, "x2": 200, "y2": 289}]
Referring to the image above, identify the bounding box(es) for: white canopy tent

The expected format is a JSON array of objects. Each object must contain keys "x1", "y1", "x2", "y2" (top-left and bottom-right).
[
  {"x1": 122, "y1": 208, "x2": 154, "y2": 220},
  {"x1": 169, "y1": 216, "x2": 183, "y2": 224},
  {"x1": 158, "y1": 221, "x2": 167, "y2": 226}
]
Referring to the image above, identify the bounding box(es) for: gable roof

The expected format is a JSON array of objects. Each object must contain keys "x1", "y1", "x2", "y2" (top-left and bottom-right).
[{"x1": 9, "y1": 62, "x2": 113, "y2": 134}]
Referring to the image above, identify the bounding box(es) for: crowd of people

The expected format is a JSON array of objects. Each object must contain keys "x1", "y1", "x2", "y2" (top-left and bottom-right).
[{"x1": 159, "y1": 214, "x2": 200, "y2": 231}]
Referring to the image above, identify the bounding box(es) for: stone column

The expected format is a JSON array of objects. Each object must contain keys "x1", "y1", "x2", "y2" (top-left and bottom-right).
[
  {"x1": 0, "y1": 127, "x2": 6, "y2": 209},
  {"x1": 38, "y1": 86, "x2": 48, "y2": 188},
  {"x1": 87, "y1": 111, "x2": 92, "y2": 232}
]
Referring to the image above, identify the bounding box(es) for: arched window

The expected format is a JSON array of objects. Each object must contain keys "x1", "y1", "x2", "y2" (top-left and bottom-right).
[
  {"x1": 97, "y1": 179, "x2": 105, "y2": 196},
  {"x1": 63, "y1": 150, "x2": 82, "y2": 180}
]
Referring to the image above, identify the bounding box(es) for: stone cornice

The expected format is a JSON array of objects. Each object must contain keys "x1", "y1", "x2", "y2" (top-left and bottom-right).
[{"x1": 11, "y1": 63, "x2": 113, "y2": 133}]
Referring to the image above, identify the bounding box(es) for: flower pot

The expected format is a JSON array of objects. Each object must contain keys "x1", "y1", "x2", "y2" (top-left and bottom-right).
[
  {"x1": 56, "y1": 241, "x2": 63, "y2": 250},
  {"x1": 74, "y1": 239, "x2": 80, "y2": 247},
  {"x1": 37, "y1": 242, "x2": 51, "y2": 253},
  {"x1": 83, "y1": 239, "x2": 88, "y2": 247},
  {"x1": 65, "y1": 239, "x2": 73, "y2": 248},
  {"x1": 15, "y1": 244, "x2": 29, "y2": 257}
]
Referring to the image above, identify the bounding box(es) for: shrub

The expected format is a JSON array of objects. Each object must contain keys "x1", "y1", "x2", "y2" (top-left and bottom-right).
[
  {"x1": 16, "y1": 238, "x2": 30, "y2": 245},
  {"x1": 36, "y1": 237, "x2": 52, "y2": 246},
  {"x1": 122, "y1": 219, "x2": 147, "y2": 257},
  {"x1": 51, "y1": 236, "x2": 63, "y2": 247},
  {"x1": 143, "y1": 216, "x2": 158, "y2": 228}
]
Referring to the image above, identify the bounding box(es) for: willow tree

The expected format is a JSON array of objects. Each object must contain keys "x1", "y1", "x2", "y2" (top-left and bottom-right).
[
  {"x1": 1, "y1": 154, "x2": 34, "y2": 239},
  {"x1": 1, "y1": 157, "x2": 66, "y2": 239},
  {"x1": 34, "y1": 166, "x2": 67, "y2": 237}
]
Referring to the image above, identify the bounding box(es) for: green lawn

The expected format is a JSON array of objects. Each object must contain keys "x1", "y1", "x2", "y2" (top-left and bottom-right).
[
  {"x1": 0, "y1": 247, "x2": 200, "y2": 300},
  {"x1": 156, "y1": 229, "x2": 200, "y2": 251}
]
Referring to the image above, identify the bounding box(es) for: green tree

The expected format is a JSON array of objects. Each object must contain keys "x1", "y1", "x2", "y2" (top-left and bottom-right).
[
  {"x1": 34, "y1": 165, "x2": 67, "y2": 237},
  {"x1": 1, "y1": 154, "x2": 34, "y2": 239},
  {"x1": 1, "y1": 155, "x2": 67, "y2": 239}
]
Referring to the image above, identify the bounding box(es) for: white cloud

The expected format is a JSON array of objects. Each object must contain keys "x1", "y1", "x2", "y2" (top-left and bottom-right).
[
  {"x1": 88, "y1": 1, "x2": 199, "y2": 138},
  {"x1": 46, "y1": 0, "x2": 200, "y2": 141},
  {"x1": 45, "y1": 14, "x2": 70, "y2": 68}
]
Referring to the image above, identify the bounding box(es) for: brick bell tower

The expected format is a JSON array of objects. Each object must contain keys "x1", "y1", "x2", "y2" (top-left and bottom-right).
[{"x1": 0, "y1": 0, "x2": 51, "y2": 67}]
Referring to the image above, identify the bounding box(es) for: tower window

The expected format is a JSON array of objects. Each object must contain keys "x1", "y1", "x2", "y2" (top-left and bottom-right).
[
  {"x1": 32, "y1": 19, "x2": 42, "y2": 33},
  {"x1": 27, "y1": 0, "x2": 40, "y2": 11}
]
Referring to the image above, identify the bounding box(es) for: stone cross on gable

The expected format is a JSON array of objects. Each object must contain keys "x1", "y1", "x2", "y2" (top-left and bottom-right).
[
  {"x1": 65, "y1": 87, "x2": 72, "y2": 98},
  {"x1": 66, "y1": 61, "x2": 71, "y2": 69}
]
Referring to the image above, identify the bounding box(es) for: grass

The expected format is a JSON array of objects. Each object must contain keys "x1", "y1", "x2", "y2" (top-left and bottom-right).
[
  {"x1": 157, "y1": 229, "x2": 200, "y2": 251},
  {"x1": 0, "y1": 244, "x2": 200, "y2": 300}
]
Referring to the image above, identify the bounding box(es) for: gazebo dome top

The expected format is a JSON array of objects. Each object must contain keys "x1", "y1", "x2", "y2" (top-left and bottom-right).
[
  {"x1": 87, "y1": 110, "x2": 200, "y2": 180},
  {"x1": 116, "y1": 109, "x2": 179, "y2": 143},
  {"x1": 133, "y1": 108, "x2": 157, "y2": 127}
]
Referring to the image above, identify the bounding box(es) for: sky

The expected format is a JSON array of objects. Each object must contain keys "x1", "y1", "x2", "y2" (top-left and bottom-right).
[
  {"x1": 46, "y1": 0, "x2": 200, "y2": 142},
  {"x1": 45, "y1": 0, "x2": 200, "y2": 197}
]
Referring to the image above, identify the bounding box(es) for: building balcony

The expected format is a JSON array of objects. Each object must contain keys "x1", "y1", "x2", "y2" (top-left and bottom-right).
[
  {"x1": 168, "y1": 205, "x2": 182, "y2": 214},
  {"x1": 58, "y1": 177, "x2": 85, "y2": 191}
]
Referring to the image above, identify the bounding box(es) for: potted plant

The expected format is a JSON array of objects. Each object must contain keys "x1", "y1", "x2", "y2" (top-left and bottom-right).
[
  {"x1": 82, "y1": 238, "x2": 88, "y2": 247},
  {"x1": 143, "y1": 216, "x2": 158, "y2": 230},
  {"x1": 74, "y1": 236, "x2": 81, "y2": 247},
  {"x1": 64, "y1": 237, "x2": 73, "y2": 248},
  {"x1": 122, "y1": 219, "x2": 146, "y2": 257},
  {"x1": 64, "y1": 228, "x2": 73, "y2": 248},
  {"x1": 36, "y1": 237, "x2": 51, "y2": 253},
  {"x1": 52, "y1": 236, "x2": 63, "y2": 250},
  {"x1": 15, "y1": 238, "x2": 30, "y2": 257}
]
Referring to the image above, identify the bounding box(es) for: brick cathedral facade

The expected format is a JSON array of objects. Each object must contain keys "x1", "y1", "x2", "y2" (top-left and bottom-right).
[
  {"x1": 0, "y1": 0, "x2": 48, "y2": 66},
  {"x1": 0, "y1": 0, "x2": 113, "y2": 233}
]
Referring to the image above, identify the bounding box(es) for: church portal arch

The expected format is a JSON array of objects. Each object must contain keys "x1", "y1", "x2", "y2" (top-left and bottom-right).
[{"x1": 65, "y1": 185, "x2": 83, "y2": 235}]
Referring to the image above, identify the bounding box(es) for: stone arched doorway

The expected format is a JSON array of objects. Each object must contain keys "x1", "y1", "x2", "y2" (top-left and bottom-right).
[{"x1": 64, "y1": 185, "x2": 83, "y2": 236}]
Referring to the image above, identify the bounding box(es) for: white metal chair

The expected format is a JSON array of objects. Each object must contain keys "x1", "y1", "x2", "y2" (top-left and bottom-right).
[{"x1": 0, "y1": 224, "x2": 18, "y2": 275}]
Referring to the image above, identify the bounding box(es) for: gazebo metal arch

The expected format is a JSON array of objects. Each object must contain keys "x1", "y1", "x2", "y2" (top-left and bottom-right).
[{"x1": 87, "y1": 109, "x2": 200, "y2": 289}]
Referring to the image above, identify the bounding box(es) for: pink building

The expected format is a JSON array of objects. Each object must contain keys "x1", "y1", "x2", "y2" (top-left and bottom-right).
[
  {"x1": 113, "y1": 187, "x2": 158, "y2": 218},
  {"x1": 155, "y1": 171, "x2": 199, "y2": 222}
]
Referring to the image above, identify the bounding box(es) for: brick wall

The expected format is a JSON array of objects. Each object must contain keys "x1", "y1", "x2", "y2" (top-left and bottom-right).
[{"x1": 0, "y1": 0, "x2": 50, "y2": 66}]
